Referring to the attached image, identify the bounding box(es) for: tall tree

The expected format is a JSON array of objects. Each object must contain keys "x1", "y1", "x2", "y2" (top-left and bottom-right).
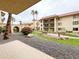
[
  {"x1": 3, "y1": 13, "x2": 12, "y2": 40},
  {"x1": 11, "y1": 17, "x2": 16, "y2": 22},
  {"x1": 35, "y1": 10, "x2": 38, "y2": 20},
  {"x1": 31, "y1": 10, "x2": 35, "y2": 21},
  {"x1": 31, "y1": 10, "x2": 38, "y2": 21},
  {"x1": 31, "y1": 10, "x2": 38, "y2": 30}
]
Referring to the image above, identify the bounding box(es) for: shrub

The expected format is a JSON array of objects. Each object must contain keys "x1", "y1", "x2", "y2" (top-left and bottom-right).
[
  {"x1": 66, "y1": 31, "x2": 72, "y2": 33},
  {"x1": 0, "y1": 27, "x2": 6, "y2": 33},
  {"x1": 0, "y1": 27, "x2": 2, "y2": 33},
  {"x1": 21, "y1": 27, "x2": 32, "y2": 36}
]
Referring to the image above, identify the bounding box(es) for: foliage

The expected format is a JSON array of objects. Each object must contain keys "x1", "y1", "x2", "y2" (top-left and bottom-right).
[
  {"x1": 0, "y1": 27, "x2": 6, "y2": 33},
  {"x1": 31, "y1": 10, "x2": 38, "y2": 21},
  {"x1": 21, "y1": 27, "x2": 32, "y2": 35},
  {"x1": 0, "y1": 27, "x2": 2, "y2": 33}
]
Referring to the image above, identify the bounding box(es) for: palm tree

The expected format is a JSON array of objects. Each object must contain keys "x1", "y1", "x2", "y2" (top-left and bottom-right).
[
  {"x1": 31, "y1": 10, "x2": 35, "y2": 21},
  {"x1": 35, "y1": 10, "x2": 39, "y2": 30},
  {"x1": 31, "y1": 10, "x2": 38, "y2": 30},
  {"x1": 31, "y1": 10, "x2": 38, "y2": 20},
  {"x1": 3, "y1": 13, "x2": 12, "y2": 39},
  {"x1": 11, "y1": 17, "x2": 16, "y2": 22},
  {"x1": 35, "y1": 10, "x2": 38, "y2": 20}
]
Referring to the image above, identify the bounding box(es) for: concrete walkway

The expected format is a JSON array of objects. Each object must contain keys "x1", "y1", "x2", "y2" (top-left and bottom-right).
[
  {"x1": 47, "y1": 33, "x2": 79, "y2": 39},
  {"x1": 0, "y1": 40, "x2": 55, "y2": 59}
]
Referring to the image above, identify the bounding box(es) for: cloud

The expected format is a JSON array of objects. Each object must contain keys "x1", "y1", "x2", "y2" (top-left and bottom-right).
[{"x1": 17, "y1": 0, "x2": 79, "y2": 23}]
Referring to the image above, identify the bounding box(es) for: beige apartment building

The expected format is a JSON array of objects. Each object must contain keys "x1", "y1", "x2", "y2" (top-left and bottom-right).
[
  {"x1": 40, "y1": 11, "x2": 79, "y2": 33},
  {"x1": 40, "y1": 15, "x2": 58, "y2": 32},
  {"x1": 32, "y1": 20, "x2": 43, "y2": 31}
]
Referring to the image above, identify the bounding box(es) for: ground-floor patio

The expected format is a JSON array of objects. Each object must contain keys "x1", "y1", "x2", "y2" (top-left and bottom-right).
[{"x1": 0, "y1": 33, "x2": 79, "y2": 59}]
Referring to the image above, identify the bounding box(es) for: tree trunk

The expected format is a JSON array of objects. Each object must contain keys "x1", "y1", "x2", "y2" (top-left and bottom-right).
[{"x1": 3, "y1": 13, "x2": 12, "y2": 40}]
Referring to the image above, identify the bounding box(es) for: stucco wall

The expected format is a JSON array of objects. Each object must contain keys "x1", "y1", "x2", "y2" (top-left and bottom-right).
[{"x1": 58, "y1": 16, "x2": 73, "y2": 32}]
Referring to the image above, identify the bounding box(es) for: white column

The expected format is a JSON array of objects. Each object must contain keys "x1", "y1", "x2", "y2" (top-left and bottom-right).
[
  {"x1": 0, "y1": 10, "x2": 2, "y2": 23},
  {"x1": 11, "y1": 21, "x2": 14, "y2": 33},
  {"x1": 41, "y1": 20, "x2": 44, "y2": 31},
  {"x1": 19, "y1": 25, "x2": 22, "y2": 32},
  {"x1": 54, "y1": 18, "x2": 57, "y2": 32},
  {"x1": 33, "y1": 21, "x2": 35, "y2": 30}
]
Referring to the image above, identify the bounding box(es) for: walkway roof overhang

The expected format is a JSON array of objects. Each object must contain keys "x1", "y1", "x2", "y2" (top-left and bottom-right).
[{"x1": 0, "y1": 0, "x2": 40, "y2": 14}]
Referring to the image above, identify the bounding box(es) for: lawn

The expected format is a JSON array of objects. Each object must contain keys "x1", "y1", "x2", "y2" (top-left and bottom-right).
[
  {"x1": 32, "y1": 31, "x2": 79, "y2": 46},
  {"x1": 65, "y1": 33, "x2": 79, "y2": 37}
]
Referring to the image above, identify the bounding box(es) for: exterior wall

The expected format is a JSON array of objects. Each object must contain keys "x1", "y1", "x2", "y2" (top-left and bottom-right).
[
  {"x1": 41, "y1": 14, "x2": 79, "y2": 33},
  {"x1": 72, "y1": 15, "x2": 79, "y2": 32},
  {"x1": 32, "y1": 20, "x2": 44, "y2": 31},
  {"x1": 58, "y1": 16, "x2": 73, "y2": 32},
  {"x1": 42, "y1": 18, "x2": 55, "y2": 32},
  {"x1": 0, "y1": 23, "x2": 33, "y2": 33},
  {"x1": 32, "y1": 20, "x2": 37, "y2": 30},
  {"x1": 58, "y1": 14, "x2": 79, "y2": 33},
  {"x1": 38, "y1": 20, "x2": 44, "y2": 31},
  {"x1": 13, "y1": 24, "x2": 33, "y2": 32},
  {"x1": 54, "y1": 18, "x2": 58, "y2": 32}
]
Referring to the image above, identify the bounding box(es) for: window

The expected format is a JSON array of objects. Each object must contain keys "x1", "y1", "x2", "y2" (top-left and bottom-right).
[
  {"x1": 50, "y1": 23, "x2": 54, "y2": 27},
  {"x1": 44, "y1": 19, "x2": 48, "y2": 23},
  {"x1": 44, "y1": 28, "x2": 48, "y2": 31},
  {"x1": 73, "y1": 21, "x2": 79, "y2": 25},
  {"x1": 44, "y1": 24, "x2": 48, "y2": 27},
  {"x1": 58, "y1": 22, "x2": 62, "y2": 26},
  {"x1": 41, "y1": 28, "x2": 42, "y2": 30},
  {"x1": 40, "y1": 20, "x2": 42, "y2": 23},
  {"x1": 50, "y1": 19, "x2": 54, "y2": 22},
  {"x1": 73, "y1": 15, "x2": 77, "y2": 19},
  {"x1": 58, "y1": 28, "x2": 62, "y2": 30},
  {"x1": 73, "y1": 28, "x2": 78, "y2": 31},
  {"x1": 41, "y1": 24, "x2": 42, "y2": 26}
]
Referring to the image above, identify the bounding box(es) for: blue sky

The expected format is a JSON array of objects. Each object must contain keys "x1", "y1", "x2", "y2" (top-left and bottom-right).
[{"x1": 4, "y1": 0, "x2": 79, "y2": 23}]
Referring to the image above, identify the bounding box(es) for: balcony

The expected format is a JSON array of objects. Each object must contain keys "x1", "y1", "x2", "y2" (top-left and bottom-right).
[{"x1": 50, "y1": 24, "x2": 54, "y2": 27}]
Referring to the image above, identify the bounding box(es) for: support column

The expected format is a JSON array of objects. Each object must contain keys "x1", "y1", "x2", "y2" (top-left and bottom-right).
[
  {"x1": 3, "y1": 13, "x2": 12, "y2": 39},
  {"x1": 11, "y1": 19, "x2": 14, "y2": 33},
  {"x1": 19, "y1": 25, "x2": 22, "y2": 32},
  {"x1": 0, "y1": 11, "x2": 2, "y2": 24},
  {"x1": 54, "y1": 18, "x2": 57, "y2": 32},
  {"x1": 41, "y1": 19, "x2": 44, "y2": 31},
  {"x1": 33, "y1": 20, "x2": 36, "y2": 30}
]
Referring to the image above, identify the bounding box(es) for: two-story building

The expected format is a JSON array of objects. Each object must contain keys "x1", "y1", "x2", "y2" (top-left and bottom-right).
[{"x1": 40, "y1": 11, "x2": 79, "y2": 33}]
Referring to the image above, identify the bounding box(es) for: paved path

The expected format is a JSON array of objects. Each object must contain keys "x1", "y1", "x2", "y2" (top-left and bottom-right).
[
  {"x1": 0, "y1": 40, "x2": 55, "y2": 59},
  {"x1": 47, "y1": 33, "x2": 79, "y2": 39},
  {"x1": 0, "y1": 33, "x2": 79, "y2": 59}
]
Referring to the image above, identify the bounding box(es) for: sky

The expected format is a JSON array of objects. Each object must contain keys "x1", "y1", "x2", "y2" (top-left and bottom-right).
[{"x1": 3, "y1": 0, "x2": 79, "y2": 23}]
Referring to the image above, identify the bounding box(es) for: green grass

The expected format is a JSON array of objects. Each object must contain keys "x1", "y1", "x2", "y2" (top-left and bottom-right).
[
  {"x1": 32, "y1": 31, "x2": 79, "y2": 46},
  {"x1": 65, "y1": 33, "x2": 78, "y2": 37}
]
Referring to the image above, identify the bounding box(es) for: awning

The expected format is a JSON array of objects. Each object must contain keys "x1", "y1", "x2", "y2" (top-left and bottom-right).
[{"x1": 0, "y1": 0, "x2": 40, "y2": 14}]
